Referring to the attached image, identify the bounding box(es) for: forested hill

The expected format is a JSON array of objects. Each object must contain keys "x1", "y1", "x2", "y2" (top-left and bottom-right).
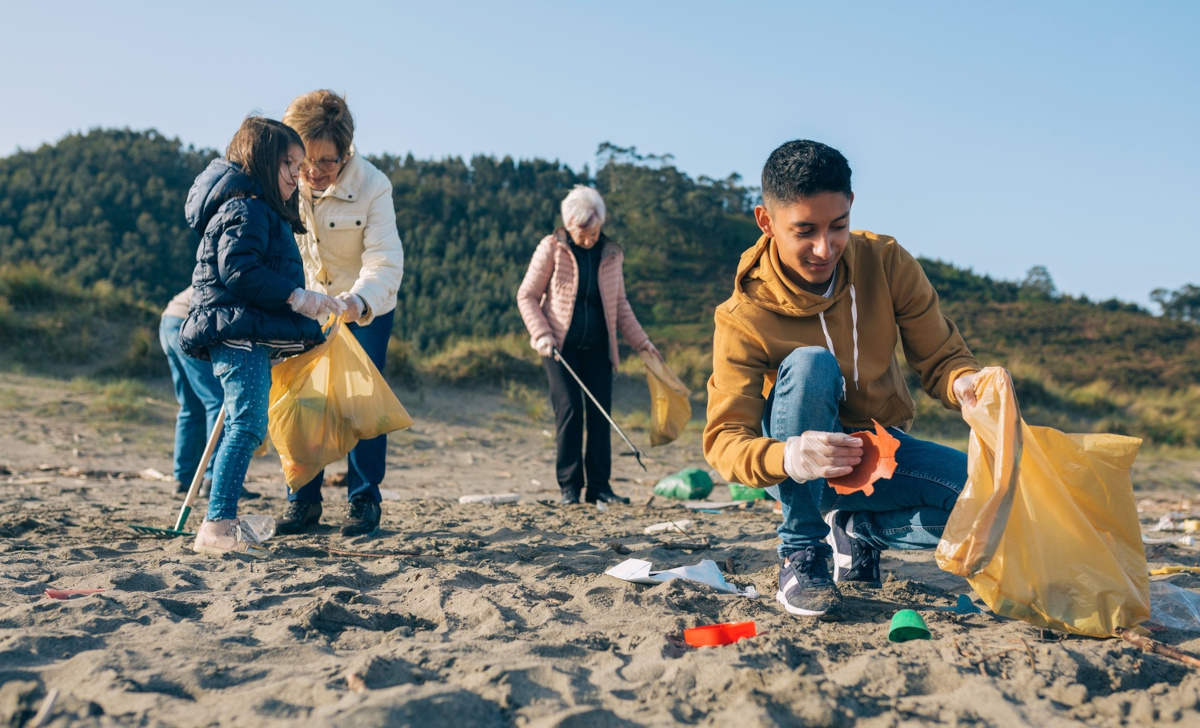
[{"x1": 1, "y1": 129, "x2": 1197, "y2": 394}]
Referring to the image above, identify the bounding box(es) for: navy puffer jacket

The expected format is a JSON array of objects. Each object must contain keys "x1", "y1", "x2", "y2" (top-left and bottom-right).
[{"x1": 180, "y1": 159, "x2": 325, "y2": 360}]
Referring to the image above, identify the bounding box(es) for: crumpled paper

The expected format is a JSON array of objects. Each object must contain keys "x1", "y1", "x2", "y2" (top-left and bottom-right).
[{"x1": 605, "y1": 558, "x2": 759, "y2": 598}]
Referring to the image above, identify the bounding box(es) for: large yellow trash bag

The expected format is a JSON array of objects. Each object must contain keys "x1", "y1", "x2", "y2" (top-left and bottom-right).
[
  {"x1": 268, "y1": 318, "x2": 413, "y2": 490},
  {"x1": 639, "y1": 350, "x2": 691, "y2": 446},
  {"x1": 935, "y1": 367, "x2": 1149, "y2": 637}
]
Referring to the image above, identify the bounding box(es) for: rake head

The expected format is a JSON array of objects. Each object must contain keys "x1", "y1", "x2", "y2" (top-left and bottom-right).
[{"x1": 129, "y1": 524, "x2": 194, "y2": 538}]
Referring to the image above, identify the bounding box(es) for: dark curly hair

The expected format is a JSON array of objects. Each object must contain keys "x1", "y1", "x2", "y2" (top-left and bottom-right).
[{"x1": 761, "y1": 140, "x2": 852, "y2": 206}]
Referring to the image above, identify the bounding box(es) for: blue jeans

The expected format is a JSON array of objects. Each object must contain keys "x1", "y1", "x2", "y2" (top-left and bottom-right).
[
  {"x1": 208, "y1": 344, "x2": 272, "y2": 521},
  {"x1": 763, "y1": 347, "x2": 967, "y2": 558},
  {"x1": 289, "y1": 309, "x2": 394, "y2": 504},
  {"x1": 159, "y1": 315, "x2": 225, "y2": 485}
]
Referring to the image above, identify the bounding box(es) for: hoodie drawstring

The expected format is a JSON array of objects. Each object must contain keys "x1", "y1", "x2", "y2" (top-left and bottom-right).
[{"x1": 817, "y1": 283, "x2": 860, "y2": 394}]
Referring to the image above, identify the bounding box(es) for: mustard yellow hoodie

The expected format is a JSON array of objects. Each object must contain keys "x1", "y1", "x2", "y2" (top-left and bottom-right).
[{"x1": 704, "y1": 231, "x2": 980, "y2": 488}]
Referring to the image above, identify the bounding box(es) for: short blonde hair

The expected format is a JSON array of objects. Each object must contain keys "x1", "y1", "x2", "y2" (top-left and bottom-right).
[
  {"x1": 282, "y1": 89, "x2": 355, "y2": 156},
  {"x1": 560, "y1": 185, "x2": 607, "y2": 229}
]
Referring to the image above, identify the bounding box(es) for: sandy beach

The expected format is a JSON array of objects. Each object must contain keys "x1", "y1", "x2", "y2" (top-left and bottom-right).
[{"x1": 3, "y1": 372, "x2": 1200, "y2": 727}]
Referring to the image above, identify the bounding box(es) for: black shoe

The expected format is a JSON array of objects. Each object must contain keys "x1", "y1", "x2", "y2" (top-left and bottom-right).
[
  {"x1": 560, "y1": 487, "x2": 582, "y2": 505},
  {"x1": 775, "y1": 546, "x2": 841, "y2": 617},
  {"x1": 174, "y1": 480, "x2": 188, "y2": 495},
  {"x1": 238, "y1": 486, "x2": 261, "y2": 500},
  {"x1": 824, "y1": 510, "x2": 882, "y2": 586},
  {"x1": 342, "y1": 497, "x2": 381, "y2": 537},
  {"x1": 277, "y1": 500, "x2": 323, "y2": 535},
  {"x1": 198, "y1": 479, "x2": 212, "y2": 498},
  {"x1": 585, "y1": 488, "x2": 631, "y2": 505},
  {"x1": 196, "y1": 479, "x2": 260, "y2": 501}
]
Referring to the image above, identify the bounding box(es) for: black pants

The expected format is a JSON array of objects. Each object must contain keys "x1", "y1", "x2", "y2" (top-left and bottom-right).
[{"x1": 545, "y1": 344, "x2": 612, "y2": 497}]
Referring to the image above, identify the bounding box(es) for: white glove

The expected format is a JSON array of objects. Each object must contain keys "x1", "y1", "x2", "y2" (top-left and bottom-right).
[
  {"x1": 640, "y1": 341, "x2": 662, "y2": 360},
  {"x1": 952, "y1": 371, "x2": 980, "y2": 409},
  {"x1": 783, "y1": 431, "x2": 864, "y2": 483},
  {"x1": 287, "y1": 288, "x2": 347, "y2": 320},
  {"x1": 533, "y1": 335, "x2": 555, "y2": 358},
  {"x1": 336, "y1": 292, "x2": 367, "y2": 323}
]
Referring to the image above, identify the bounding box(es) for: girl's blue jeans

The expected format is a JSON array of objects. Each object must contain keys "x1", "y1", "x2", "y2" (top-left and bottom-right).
[
  {"x1": 762, "y1": 347, "x2": 967, "y2": 559},
  {"x1": 207, "y1": 343, "x2": 272, "y2": 521}
]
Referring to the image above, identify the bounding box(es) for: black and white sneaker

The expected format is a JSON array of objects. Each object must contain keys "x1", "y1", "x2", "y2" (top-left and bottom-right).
[
  {"x1": 824, "y1": 510, "x2": 881, "y2": 586},
  {"x1": 775, "y1": 546, "x2": 841, "y2": 616}
]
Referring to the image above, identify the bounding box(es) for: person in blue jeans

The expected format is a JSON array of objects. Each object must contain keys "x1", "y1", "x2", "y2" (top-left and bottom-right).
[
  {"x1": 180, "y1": 116, "x2": 345, "y2": 557},
  {"x1": 159, "y1": 287, "x2": 260, "y2": 500},
  {"x1": 704, "y1": 140, "x2": 981, "y2": 617}
]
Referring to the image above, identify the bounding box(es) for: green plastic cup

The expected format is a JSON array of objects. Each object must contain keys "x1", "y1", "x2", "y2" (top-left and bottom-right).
[{"x1": 888, "y1": 609, "x2": 931, "y2": 642}]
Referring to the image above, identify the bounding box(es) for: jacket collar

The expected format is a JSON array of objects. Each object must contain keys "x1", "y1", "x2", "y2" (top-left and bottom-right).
[{"x1": 553, "y1": 228, "x2": 621, "y2": 258}]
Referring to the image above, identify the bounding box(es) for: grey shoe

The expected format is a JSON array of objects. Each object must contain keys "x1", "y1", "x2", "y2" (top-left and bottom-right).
[
  {"x1": 775, "y1": 546, "x2": 841, "y2": 617},
  {"x1": 824, "y1": 510, "x2": 881, "y2": 586}
]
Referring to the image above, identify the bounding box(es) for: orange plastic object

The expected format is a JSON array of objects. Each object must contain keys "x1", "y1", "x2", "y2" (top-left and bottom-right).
[
  {"x1": 44, "y1": 588, "x2": 105, "y2": 599},
  {"x1": 827, "y1": 419, "x2": 899, "y2": 496},
  {"x1": 683, "y1": 620, "x2": 757, "y2": 647}
]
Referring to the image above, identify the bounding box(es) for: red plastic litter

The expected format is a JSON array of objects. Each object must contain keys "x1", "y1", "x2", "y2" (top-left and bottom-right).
[
  {"x1": 44, "y1": 588, "x2": 105, "y2": 600},
  {"x1": 683, "y1": 620, "x2": 757, "y2": 647}
]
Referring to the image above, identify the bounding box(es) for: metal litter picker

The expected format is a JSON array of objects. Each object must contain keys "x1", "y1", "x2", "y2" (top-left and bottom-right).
[
  {"x1": 131, "y1": 405, "x2": 225, "y2": 537},
  {"x1": 553, "y1": 348, "x2": 647, "y2": 471}
]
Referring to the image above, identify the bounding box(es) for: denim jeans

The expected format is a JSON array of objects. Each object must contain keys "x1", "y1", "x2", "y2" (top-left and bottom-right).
[
  {"x1": 763, "y1": 347, "x2": 967, "y2": 558},
  {"x1": 208, "y1": 343, "x2": 272, "y2": 521},
  {"x1": 289, "y1": 309, "x2": 394, "y2": 504},
  {"x1": 159, "y1": 315, "x2": 225, "y2": 485}
]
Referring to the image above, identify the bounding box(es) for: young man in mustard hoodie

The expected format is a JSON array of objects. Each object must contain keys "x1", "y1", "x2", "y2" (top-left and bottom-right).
[{"x1": 704, "y1": 140, "x2": 981, "y2": 617}]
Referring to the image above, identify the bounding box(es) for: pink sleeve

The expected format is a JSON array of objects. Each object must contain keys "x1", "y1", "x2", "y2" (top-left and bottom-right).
[{"x1": 516, "y1": 237, "x2": 556, "y2": 341}]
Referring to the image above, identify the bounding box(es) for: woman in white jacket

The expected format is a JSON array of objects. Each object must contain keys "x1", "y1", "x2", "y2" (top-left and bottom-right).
[{"x1": 278, "y1": 89, "x2": 404, "y2": 538}]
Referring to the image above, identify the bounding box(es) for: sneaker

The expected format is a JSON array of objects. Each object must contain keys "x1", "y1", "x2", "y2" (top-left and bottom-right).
[
  {"x1": 775, "y1": 546, "x2": 841, "y2": 616},
  {"x1": 824, "y1": 510, "x2": 882, "y2": 586},
  {"x1": 191, "y1": 518, "x2": 271, "y2": 558},
  {"x1": 277, "y1": 500, "x2": 323, "y2": 535},
  {"x1": 342, "y1": 497, "x2": 381, "y2": 537}
]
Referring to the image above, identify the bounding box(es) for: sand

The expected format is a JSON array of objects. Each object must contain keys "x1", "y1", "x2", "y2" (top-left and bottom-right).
[{"x1": 2, "y1": 373, "x2": 1200, "y2": 727}]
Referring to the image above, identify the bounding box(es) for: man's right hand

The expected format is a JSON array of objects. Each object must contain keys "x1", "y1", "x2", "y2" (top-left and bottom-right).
[{"x1": 783, "y1": 431, "x2": 864, "y2": 483}]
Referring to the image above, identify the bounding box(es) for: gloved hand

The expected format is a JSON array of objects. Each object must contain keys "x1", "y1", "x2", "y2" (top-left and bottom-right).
[
  {"x1": 287, "y1": 288, "x2": 347, "y2": 320},
  {"x1": 533, "y1": 335, "x2": 555, "y2": 358},
  {"x1": 336, "y1": 292, "x2": 367, "y2": 323},
  {"x1": 783, "y1": 431, "x2": 863, "y2": 483},
  {"x1": 640, "y1": 341, "x2": 662, "y2": 360},
  {"x1": 952, "y1": 371, "x2": 980, "y2": 408}
]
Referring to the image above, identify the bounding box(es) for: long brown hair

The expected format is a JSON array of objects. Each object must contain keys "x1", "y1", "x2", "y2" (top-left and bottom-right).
[{"x1": 225, "y1": 116, "x2": 307, "y2": 234}]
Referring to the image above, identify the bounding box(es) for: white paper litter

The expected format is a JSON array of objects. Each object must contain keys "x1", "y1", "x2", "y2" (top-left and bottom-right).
[
  {"x1": 605, "y1": 558, "x2": 759, "y2": 598},
  {"x1": 458, "y1": 493, "x2": 521, "y2": 505},
  {"x1": 644, "y1": 520, "x2": 693, "y2": 535},
  {"x1": 139, "y1": 468, "x2": 174, "y2": 482}
]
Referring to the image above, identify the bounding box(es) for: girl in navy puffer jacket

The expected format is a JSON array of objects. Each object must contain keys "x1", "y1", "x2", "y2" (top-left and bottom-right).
[{"x1": 182, "y1": 116, "x2": 345, "y2": 557}]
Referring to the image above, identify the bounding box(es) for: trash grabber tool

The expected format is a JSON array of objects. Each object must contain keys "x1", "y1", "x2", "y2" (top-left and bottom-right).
[
  {"x1": 131, "y1": 405, "x2": 226, "y2": 537},
  {"x1": 553, "y1": 347, "x2": 646, "y2": 471}
]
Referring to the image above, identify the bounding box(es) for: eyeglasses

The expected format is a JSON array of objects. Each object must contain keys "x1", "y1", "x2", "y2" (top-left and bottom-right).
[{"x1": 302, "y1": 154, "x2": 344, "y2": 172}]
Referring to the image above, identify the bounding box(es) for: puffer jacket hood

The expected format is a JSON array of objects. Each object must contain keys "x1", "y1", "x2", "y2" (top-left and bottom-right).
[{"x1": 185, "y1": 159, "x2": 262, "y2": 238}]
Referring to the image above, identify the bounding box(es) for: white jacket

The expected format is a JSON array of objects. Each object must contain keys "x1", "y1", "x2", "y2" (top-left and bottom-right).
[{"x1": 296, "y1": 148, "x2": 404, "y2": 325}]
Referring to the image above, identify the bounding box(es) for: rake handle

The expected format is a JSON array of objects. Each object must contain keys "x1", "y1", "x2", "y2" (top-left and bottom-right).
[
  {"x1": 553, "y1": 348, "x2": 647, "y2": 471},
  {"x1": 172, "y1": 405, "x2": 226, "y2": 532}
]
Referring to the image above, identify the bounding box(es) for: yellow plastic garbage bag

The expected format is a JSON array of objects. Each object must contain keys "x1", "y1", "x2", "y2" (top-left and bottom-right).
[
  {"x1": 935, "y1": 367, "x2": 1149, "y2": 637},
  {"x1": 639, "y1": 350, "x2": 691, "y2": 446},
  {"x1": 268, "y1": 318, "x2": 413, "y2": 490}
]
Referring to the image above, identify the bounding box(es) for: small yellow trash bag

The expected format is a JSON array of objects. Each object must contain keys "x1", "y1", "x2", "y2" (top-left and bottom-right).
[
  {"x1": 935, "y1": 367, "x2": 1149, "y2": 637},
  {"x1": 639, "y1": 350, "x2": 691, "y2": 446},
  {"x1": 268, "y1": 318, "x2": 413, "y2": 490}
]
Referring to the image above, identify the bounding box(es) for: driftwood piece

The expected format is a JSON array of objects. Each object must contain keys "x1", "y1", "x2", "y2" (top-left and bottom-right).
[
  {"x1": 327, "y1": 548, "x2": 422, "y2": 558},
  {"x1": 1116, "y1": 626, "x2": 1200, "y2": 669}
]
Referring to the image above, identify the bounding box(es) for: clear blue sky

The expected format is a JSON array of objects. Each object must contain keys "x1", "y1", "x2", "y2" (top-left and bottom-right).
[{"x1": 3, "y1": 1, "x2": 1197, "y2": 308}]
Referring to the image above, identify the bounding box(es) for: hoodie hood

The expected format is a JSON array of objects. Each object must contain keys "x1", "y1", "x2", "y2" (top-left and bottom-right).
[
  {"x1": 732, "y1": 234, "x2": 856, "y2": 316},
  {"x1": 735, "y1": 233, "x2": 862, "y2": 391},
  {"x1": 185, "y1": 158, "x2": 263, "y2": 237}
]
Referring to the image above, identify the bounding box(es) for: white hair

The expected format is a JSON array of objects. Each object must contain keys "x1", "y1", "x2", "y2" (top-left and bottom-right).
[{"x1": 560, "y1": 185, "x2": 607, "y2": 229}]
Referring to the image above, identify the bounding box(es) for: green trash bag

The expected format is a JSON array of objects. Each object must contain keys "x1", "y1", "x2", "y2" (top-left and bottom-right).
[
  {"x1": 727, "y1": 482, "x2": 769, "y2": 501},
  {"x1": 653, "y1": 468, "x2": 714, "y2": 500}
]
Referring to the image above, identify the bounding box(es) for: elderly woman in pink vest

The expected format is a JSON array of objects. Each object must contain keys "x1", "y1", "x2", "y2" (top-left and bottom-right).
[{"x1": 518, "y1": 186, "x2": 662, "y2": 505}]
